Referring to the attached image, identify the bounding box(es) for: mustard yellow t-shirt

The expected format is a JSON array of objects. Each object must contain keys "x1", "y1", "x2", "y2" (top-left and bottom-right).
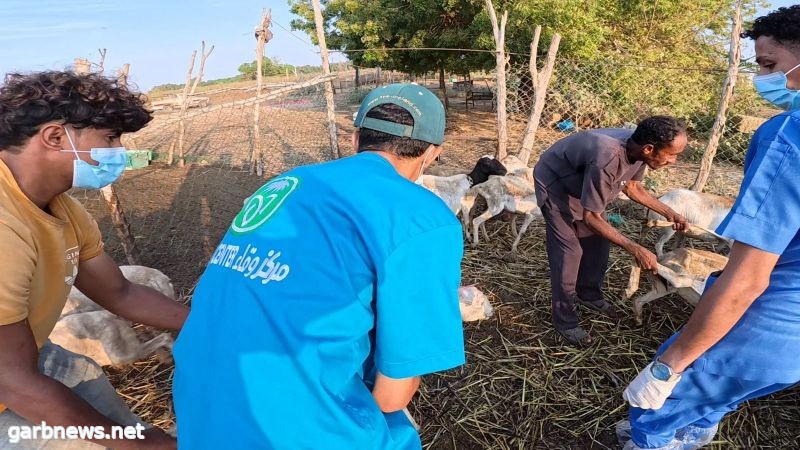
[{"x1": 0, "y1": 159, "x2": 104, "y2": 413}]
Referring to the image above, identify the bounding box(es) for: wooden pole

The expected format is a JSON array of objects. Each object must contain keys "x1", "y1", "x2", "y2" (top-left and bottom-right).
[
  {"x1": 312, "y1": 0, "x2": 341, "y2": 159},
  {"x1": 117, "y1": 64, "x2": 130, "y2": 88},
  {"x1": 251, "y1": 8, "x2": 272, "y2": 176},
  {"x1": 100, "y1": 186, "x2": 140, "y2": 265},
  {"x1": 89, "y1": 60, "x2": 140, "y2": 265},
  {"x1": 97, "y1": 48, "x2": 107, "y2": 74},
  {"x1": 171, "y1": 49, "x2": 197, "y2": 167},
  {"x1": 439, "y1": 66, "x2": 450, "y2": 110},
  {"x1": 518, "y1": 27, "x2": 561, "y2": 164},
  {"x1": 692, "y1": 1, "x2": 742, "y2": 192},
  {"x1": 486, "y1": 0, "x2": 508, "y2": 160},
  {"x1": 190, "y1": 41, "x2": 215, "y2": 96}
]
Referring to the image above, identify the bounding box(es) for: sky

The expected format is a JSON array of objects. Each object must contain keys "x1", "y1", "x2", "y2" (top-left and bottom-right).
[{"x1": 0, "y1": 0, "x2": 794, "y2": 91}]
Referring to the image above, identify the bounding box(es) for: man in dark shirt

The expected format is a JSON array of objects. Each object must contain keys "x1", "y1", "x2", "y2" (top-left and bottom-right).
[{"x1": 534, "y1": 116, "x2": 689, "y2": 345}]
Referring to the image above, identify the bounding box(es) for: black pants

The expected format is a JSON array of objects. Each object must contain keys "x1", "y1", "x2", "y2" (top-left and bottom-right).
[{"x1": 541, "y1": 204, "x2": 610, "y2": 331}]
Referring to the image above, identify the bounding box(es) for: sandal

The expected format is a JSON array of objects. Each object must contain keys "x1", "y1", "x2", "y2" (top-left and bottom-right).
[
  {"x1": 557, "y1": 326, "x2": 593, "y2": 346},
  {"x1": 578, "y1": 298, "x2": 619, "y2": 319}
]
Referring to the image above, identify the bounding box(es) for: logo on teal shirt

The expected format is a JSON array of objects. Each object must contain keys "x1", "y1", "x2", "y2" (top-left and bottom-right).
[{"x1": 231, "y1": 176, "x2": 300, "y2": 234}]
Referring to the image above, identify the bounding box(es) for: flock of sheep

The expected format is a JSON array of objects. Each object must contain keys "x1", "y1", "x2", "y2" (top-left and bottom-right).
[{"x1": 50, "y1": 156, "x2": 736, "y2": 375}]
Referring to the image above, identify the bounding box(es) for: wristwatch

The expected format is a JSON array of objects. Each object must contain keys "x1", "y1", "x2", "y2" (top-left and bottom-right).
[{"x1": 650, "y1": 358, "x2": 681, "y2": 382}]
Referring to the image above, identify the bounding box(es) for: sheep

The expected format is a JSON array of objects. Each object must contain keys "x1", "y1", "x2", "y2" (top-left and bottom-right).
[
  {"x1": 467, "y1": 175, "x2": 543, "y2": 253},
  {"x1": 51, "y1": 266, "x2": 177, "y2": 367},
  {"x1": 458, "y1": 285, "x2": 494, "y2": 322},
  {"x1": 645, "y1": 189, "x2": 734, "y2": 256},
  {"x1": 420, "y1": 156, "x2": 507, "y2": 217},
  {"x1": 500, "y1": 154, "x2": 534, "y2": 184},
  {"x1": 623, "y1": 247, "x2": 728, "y2": 325}
]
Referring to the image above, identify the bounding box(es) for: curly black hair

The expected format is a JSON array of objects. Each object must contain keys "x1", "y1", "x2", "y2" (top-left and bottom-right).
[
  {"x1": 742, "y1": 5, "x2": 800, "y2": 47},
  {"x1": 631, "y1": 115, "x2": 687, "y2": 151},
  {"x1": 0, "y1": 71, "x2": 152, "y2": 151}
]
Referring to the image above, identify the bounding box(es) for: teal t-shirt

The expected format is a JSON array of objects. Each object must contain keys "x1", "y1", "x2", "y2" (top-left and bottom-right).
[{"x1": 173, "y1": 152, "x2": 465, "y2": 449}]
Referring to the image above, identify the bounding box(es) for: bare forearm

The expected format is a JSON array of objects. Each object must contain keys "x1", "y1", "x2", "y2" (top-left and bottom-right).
[
  {"x1": 2, "y1": 375, "x2": 141, "y2": 449},
  {"x1": 627, "y1": 186, "x2": 673, "y2": 218},
  {"x1": 659, "y1": 279, "x2": 765, "y2": 372},
  {"x1": 113, "y1": 284, "x2": 188, "y2": 331},
  {"x1": 583, "y1": 213, "x2": 638, "y2": 252}
]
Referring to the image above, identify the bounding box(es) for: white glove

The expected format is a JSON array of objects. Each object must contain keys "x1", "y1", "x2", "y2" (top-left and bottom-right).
[{"x1": 623, "y1": 362, "x2": 681, "y2": 409}]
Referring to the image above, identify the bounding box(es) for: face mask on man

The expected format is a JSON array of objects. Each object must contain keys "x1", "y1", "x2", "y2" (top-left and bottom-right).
[
  {"x1": 414, "y1": 146, "x2": 433, "y2": 185},
  {"x1": 62, "y1": 127, "x2": 128, "y2": 189},
  {"x1": 753, "y1": 62, "x2": 800, "y2": 110}
]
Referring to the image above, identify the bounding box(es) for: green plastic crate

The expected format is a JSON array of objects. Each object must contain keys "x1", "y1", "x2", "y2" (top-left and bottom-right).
[{"x1": 126, "y1": 150, "x2": 152, "y2": 170}]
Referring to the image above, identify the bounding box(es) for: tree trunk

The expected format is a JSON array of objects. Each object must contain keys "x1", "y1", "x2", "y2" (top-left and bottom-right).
[
  {"x1": 519, "y1": 28, "x2": 561, "y2": 164},
  {"x1": 485, "y1": 0, "x2": 508, "y2": 160},
  {"x1": 312, "y1": 0, "x2": 341, "y2": 160},
  {"x1": 692, "y1": 2, "x2": 742, "y2": 192},
  {"x1": 439, "y1": 66, "x2": 450, "y2": 110}
]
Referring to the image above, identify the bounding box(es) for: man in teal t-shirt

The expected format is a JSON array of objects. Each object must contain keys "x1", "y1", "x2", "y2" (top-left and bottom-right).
[{"x1": 173, "y1": 84, "x2": 465, "y2": 449}]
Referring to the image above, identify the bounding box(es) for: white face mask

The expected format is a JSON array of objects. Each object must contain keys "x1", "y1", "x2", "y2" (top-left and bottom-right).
[{"x1": 414, "y1": 147, "x2": 433, "y2": 185}]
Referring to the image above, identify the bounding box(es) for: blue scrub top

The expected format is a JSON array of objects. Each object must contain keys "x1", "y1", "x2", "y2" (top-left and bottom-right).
[
  {"x1": 661, "y1": 110, "x2": 800, "y2": 383},
  {"x1": 172, "y1": 152, "x2": 466, "y2": 449}
]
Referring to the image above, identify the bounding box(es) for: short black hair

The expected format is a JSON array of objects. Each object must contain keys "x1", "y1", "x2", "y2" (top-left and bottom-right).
[
  {"x1": 0, "y1": 71, "x2": 152, "y2": 152},
  {"x1": 743, "y1": 5, "x2": 800, "y2": 49},
  {"x1": 631, "y1": 116, "x2": 687, "y2": 151},
  {"x1": 357, "y1": 103, "x2": 432, "y2": 158}
]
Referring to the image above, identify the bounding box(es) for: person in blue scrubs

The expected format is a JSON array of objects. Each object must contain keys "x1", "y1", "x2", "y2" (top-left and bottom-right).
[
  {"x1": 620, "y1": 6, "x2": 800, "y2": 449},
  {"x1": 172, "y1": 84, "x2": 465, "y2": 449}
]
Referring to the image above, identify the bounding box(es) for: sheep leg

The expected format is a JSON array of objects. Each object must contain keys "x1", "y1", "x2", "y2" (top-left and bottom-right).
[
  {"x1": 623, "y1": 266, "x2": 642, "y2": 301},
  {"x1": 510, "y1": 215, "x2": 518, "y2": 237},
  {"x1": 510, "y1": 213, "x2": 536, "y2": 253},
  {"x1": 472, "y1": 204, "x2": 504, "y2": 247},
  {"x1": 654, "y1": 228, "x2": 675, "y2": 257},
  {"x1": 633, "y1": 286, "x2": 677, "y2": 325}
]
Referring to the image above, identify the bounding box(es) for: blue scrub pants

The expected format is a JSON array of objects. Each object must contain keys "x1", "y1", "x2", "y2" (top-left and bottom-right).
[{"x1": 629, "y1": 364, "x2": 795, "y2": 448}]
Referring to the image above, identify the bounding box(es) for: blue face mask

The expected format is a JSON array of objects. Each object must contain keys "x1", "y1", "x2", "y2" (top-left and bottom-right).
[
  {"x1": 62, "y1": 127, "x2": 128, "y2": 189},
  {"x1": 753, "y1": 62, "x2": 800, "y2": 110}
]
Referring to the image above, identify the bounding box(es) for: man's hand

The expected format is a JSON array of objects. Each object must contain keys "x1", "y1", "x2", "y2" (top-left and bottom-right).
[
  {"x1": 623, "y1": 362, "x2": 681, "y2": 409},
  {"x1": 665, "y1": 210, "x2": 688, "y2": 231},
  {"x1": 631, "y1": 246, "x2": 659, "y2": 273}
]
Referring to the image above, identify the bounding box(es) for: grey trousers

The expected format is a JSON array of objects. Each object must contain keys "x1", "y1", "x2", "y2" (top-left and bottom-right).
[
  {"x1": 541, "y1": 204, "x2": 610, "y2": 331},
  {"x1": 0, "y1": 342, "x2": 146, "y2": 449}
]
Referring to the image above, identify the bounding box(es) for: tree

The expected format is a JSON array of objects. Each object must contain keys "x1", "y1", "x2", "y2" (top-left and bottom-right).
[{"x1": 237, "y1": 57, "x2": 295, "y2": 80}]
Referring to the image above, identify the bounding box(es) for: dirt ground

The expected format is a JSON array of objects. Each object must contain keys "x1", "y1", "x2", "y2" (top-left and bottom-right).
[{"x1": 77, "y1": 98, "x2": 800, "y2": 449}]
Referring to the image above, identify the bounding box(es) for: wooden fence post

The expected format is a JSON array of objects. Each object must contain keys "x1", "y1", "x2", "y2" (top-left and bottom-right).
[
  {"x1": 312, "y1": 0, "x2": 341, "y2": 159},
  {"x1": 172, "y1": 49, "x2": 197, "y2": 168},
  {"x1": 692, "y1": 1, "x2": 742, "y2": 192},
  {"x1": 518, "y1": 27, "x2": 561, "y2": 164},
  {"x1": 190, "y1": 41, "x2": 215, "y2": 96},
  {"x1": 251, "y1": 8, "x2": 273, "y2": 176},
  {"x1": 486, "y1": 0, "x2": 508, "y2": 160}
]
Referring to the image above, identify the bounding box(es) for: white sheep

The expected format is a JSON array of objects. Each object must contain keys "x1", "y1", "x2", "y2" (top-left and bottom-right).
[
  {"x1": 458, "y1": 285, "x2": 494, "y2": 322},
  {"x1": 623, "y1": 247, "x2": 728, "y2": 325},
  {"x1": 420, "y1": 156, "x2": 508, "y2": 217},
  {"x1": 52, "y1": 266, "x2": 177, "y2": 367},
  {"x1": 646, "y1": 189, "x2": 734, "y2": 256},
  {"x1": 467, "y1": 175, "x2": 543, "y2": 252},
  {"x1": 500, "y1": 154, "x2": 534, "y2": 184}
]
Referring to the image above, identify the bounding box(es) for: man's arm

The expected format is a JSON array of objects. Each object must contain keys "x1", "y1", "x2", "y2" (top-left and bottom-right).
[
  {"x1": 371, "y1": 372, "x2": 421, "y2": 412},
  {"x1": 0, "y1": 320, "x2": 175, "y2": 449},
  {"x1": 623, "y1": 181, "x2": 687, "y2": 230},
  {"x1": 74, "y1": 252, "x2": 188, "y2": 330},
  {"x1": 658, "y1": 241, "x2": 777, "y2": 372},
  {"x1": 582, "y1": 210, "x2": 658, "y2": 272}
]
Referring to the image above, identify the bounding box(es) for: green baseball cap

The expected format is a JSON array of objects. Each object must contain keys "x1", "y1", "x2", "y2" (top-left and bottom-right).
[{"x1": 353, "y1": 83, "x2": 446, "y2": 145}]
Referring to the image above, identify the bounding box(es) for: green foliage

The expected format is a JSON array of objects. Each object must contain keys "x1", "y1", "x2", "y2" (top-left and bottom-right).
[
  {"x1": 346, "y1": 88, "x2": 370, "y2": 105},
  {"x1": 150, "y1": 82, "x2": 185, "y2": 92}
]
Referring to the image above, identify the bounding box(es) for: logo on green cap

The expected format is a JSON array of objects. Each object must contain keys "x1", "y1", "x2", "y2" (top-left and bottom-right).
[{"x1": 231, "y1": 176, "x2": 300, "y2": 234}]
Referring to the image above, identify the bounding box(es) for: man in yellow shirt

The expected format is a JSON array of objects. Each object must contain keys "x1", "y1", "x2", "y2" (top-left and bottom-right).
[{"x1": 0, "y1": 71, "x2": 188, "y2": 449}]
